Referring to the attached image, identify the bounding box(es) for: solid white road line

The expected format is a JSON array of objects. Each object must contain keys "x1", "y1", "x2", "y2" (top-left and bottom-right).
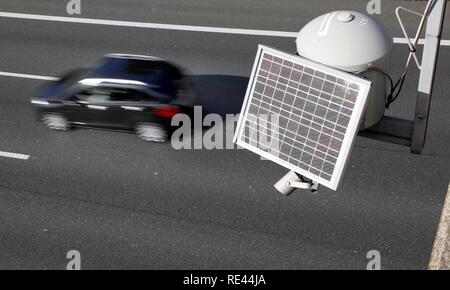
[
  {"x1": 429, "y1": 182, "x2": 450, "y2": 270},
  {"x1": 0, "y1": 151, "x2": 30, "y2": 160},
  {"x1": 0, "y1": 11, "x2": 298, "y2": 38},
  {"x1": 0, "y1": 71, "x2": 58, "y2": 81},
  {"x1": 0, "y1": 11, "x2": 449, "y2": 46}
]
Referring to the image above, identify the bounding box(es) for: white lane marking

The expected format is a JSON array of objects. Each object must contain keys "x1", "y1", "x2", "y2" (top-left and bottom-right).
[
  {"x1": 0, "y1": 71, "x2": 58, "y2": 81},
  {"x1": 0, "y1": 11, "x2": 297, "y2": 38},
  {"x1": 0, "y1": 11, "x2": 449, "y2": 46},
  {"x1": 429, "y1": 182, "x2": 450, "y2": 270},
  {"x1": 393, "y1": 37, "x2": 450, "y2": 46},
  {"x1": 0, "y1": 151, "x2": 30, "y2": 160}
]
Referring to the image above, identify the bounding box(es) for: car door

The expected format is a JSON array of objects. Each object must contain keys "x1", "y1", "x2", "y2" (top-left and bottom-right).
[
  {"x1": 69, "y1": 87, "x2": 114, "y2": 127},
  {"x1": 105, "y1": 88, "x2": 157, "y2": 129}
]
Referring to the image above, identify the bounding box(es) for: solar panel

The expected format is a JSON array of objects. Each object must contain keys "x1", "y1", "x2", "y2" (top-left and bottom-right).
[{"x1": 234, "y1": 45, "x2": 372, "y2": 190}]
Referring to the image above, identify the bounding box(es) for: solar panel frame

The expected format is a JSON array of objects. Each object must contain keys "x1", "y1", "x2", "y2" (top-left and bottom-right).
[{"x1": 234, "y1": 45, "x2": 372, "y2": 191}]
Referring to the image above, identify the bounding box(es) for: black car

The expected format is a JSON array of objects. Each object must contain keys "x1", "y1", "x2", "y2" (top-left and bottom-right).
[{"x1": 31, "y1": 54, "x2": 196, "y2": 142}]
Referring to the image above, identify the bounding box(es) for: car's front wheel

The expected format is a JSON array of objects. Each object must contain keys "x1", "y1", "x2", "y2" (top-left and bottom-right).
[
  {"x1": 41, "y1": 113, "x2": 70, "y2": 131},
  {"x1": 135, "y1": 123, "x2": 168, "y2": 143}
]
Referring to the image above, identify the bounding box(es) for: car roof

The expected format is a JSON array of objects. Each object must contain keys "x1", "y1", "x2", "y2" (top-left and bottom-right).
[
  {"x1": 105, "y1": 53, "x2": 164, "y2": 61},
  {"x1": 84, "y1": 54, "x2": 182, "y2": 98},
  {"x1": 36, "y1": 54, "x2": 182, "y2": 100},
  {"x1": 78, "y1": 78, "x2": 151, "y2": 87},
  {"x1": 76, "y1": 78, "x2": 172, "y2": 100}
]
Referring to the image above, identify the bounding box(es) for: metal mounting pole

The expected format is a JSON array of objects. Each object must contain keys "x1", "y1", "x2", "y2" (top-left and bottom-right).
[
  {"x1": 411, "y1": 0, "x2": 447, "y2": 154},
  {"x1": 360, "y1": 0, "x2": 447, "y2": 154}
]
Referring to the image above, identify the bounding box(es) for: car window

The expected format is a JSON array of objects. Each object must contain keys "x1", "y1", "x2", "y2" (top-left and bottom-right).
[
  {"x1": 75, "y1": 87, "x2": 154, "y2": 103},
  {"x1": 110, "y1": 89, "x2": 145, "y2": 102},
  {"x1": 76, "y1": 88, "x2": 111, "y2": 103}
]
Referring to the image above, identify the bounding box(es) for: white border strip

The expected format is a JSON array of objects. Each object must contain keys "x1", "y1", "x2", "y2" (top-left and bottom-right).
[
  {"x1": 429, "y1": 182, "x2": 450, "y2": 270},
  {"x1": 0, "y1": 151, "x2": 30, "y2": 160},
  {"x1": 0, "y1": 11, "x2": 449, "y2": 45}
]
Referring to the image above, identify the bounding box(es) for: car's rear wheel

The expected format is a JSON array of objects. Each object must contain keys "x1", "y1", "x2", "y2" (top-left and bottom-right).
[
  {"x1": 136, "y1": 123, "x2": 168, "y2": 143},
  {"x1": 42, "y1": 113, "x2": 70, "y2": 131}
]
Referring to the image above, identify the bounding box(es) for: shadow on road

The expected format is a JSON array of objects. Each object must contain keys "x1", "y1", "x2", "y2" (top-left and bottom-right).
[{"x1": 190, "y1": 74, "x2": 249, "y2": 117}]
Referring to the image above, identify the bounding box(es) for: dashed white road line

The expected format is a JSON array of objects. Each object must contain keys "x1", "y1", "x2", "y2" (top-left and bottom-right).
[
  {"x1": 0, "y1": 71, "x2": 58, "y2": 81},
  {"x1": 0, "y1": 11, "x2": 449, "y2": 46},
  {"x1": 0, "y1": 151, "x2": 30, "y2": 160}
]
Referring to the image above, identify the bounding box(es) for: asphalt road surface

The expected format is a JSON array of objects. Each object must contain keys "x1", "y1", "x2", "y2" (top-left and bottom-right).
[{"x1": 0, "y1": 0, "x2": 449, "y2": 269}]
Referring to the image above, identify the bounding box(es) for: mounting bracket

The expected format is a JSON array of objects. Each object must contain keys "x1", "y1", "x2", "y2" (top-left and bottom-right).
[{"x1": 274, "y1": 171, "x2": 320, "y2": 195}]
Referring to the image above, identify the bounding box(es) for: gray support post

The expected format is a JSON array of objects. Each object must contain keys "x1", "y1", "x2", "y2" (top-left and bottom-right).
[{"x1": 411, "y1": 0, "x2": 447, "y2": 154}]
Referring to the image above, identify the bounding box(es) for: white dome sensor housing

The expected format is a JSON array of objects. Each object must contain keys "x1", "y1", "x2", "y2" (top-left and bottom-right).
[{"x1": 296, "y1": 11, "x2": 392, "y2": 129}]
